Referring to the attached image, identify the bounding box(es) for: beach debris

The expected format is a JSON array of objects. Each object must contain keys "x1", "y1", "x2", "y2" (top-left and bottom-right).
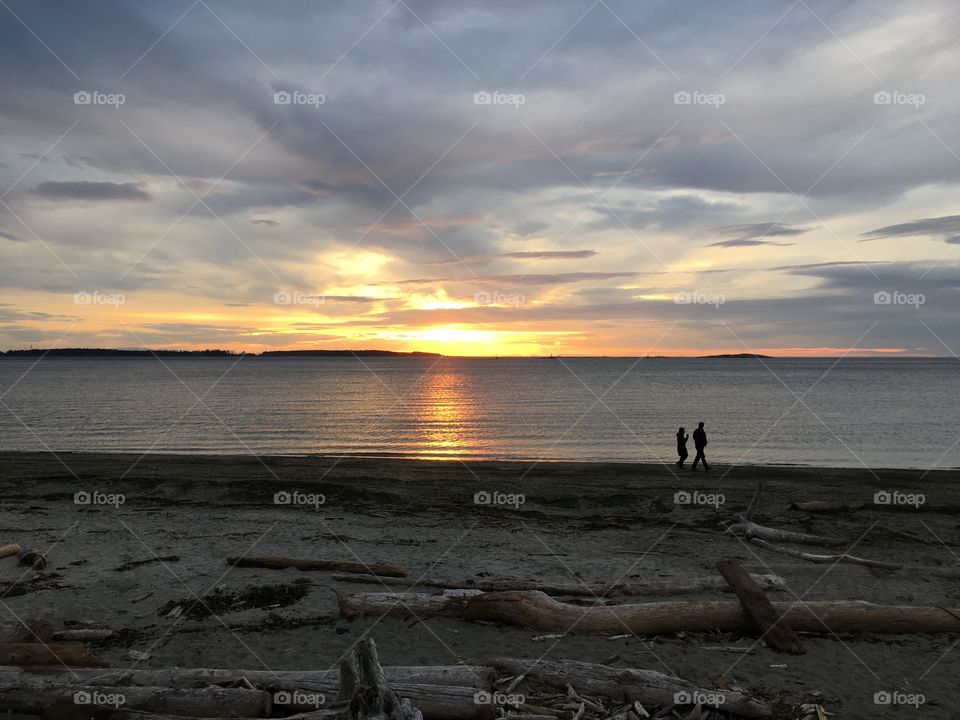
[
  {"x1": 717, "y1": 559, "x2": 805, "y2": 655},
  {"x1": 51, "y1": 628, "x2": 114, "y2": 642},
  {"x1": 0, "y1": 543, "x2": 21, "y2": 560},
  {"x1": 114, "y1": 554, "x2": 180, "y2": 572},
  {"x1": 128, "y1": 649, "x2": 152, "y2": 661},
  {"x1": 747, "y1": 538, "x2": 902, "y2": 570},
  {"x1": 392, "y1": 589, "x2": 960, "y2": 636},
  {"x1": 490, "y1": 658, "x2": 771, "y2": 718},
  {"x1": 228, "y1": 555, "x2": 407, "y2": 578},
  {"x1": 18, "y1": 550, "x2": 47, "y2": 570},
  {"x1": 130, "y1": 590, "x2": 154, "y2": 603},
  {"x1": 159, "y1": 580, "x2": 312, "y2": 620},
  {"x1": 725, "y1": 515, "x2": 846, "y2": 547},
  {"x1": 0, "y1": 642, "x2": 100, "y2": 666},
  {"x1": 339, "y1": 639, "x2": 424, "y2": 720},
  {"x1": 331, "y1": 572, "x2": 787, "y2": 598},
  {"x1": 0, "y1": 657, "x2": 778, "y2": 719}
]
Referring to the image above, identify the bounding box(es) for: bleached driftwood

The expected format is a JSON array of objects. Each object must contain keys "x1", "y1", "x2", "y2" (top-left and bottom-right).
[
  {"x1": 726, "y1": 516, "x2": 846, "y2": 547},
  {"x1": 0, "y1": 544, "x2": 20, "y2": 560},
  {"x1": 0, "y1": 684, "x2": 269, "y2": 716},
  {"x1": 332, "y1": 573, "x2": 787, "y2": 598},
  {"x1": 488, "y1": 659, "x2": 771, "y2": 718},
  {"x1": 0, "y1": 665, "x2": 490, "y2": 720},
  {"x1": 748, "y1": 538, "x2": 902, "y2": 569},
  {"x1": 459, "y1": 591, "x2": 960, "y2": 635}
]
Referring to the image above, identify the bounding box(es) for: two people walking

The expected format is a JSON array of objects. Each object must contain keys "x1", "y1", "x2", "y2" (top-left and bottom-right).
[{"x1": 676, "y1": 422, "x2": 709, "y2": 471}]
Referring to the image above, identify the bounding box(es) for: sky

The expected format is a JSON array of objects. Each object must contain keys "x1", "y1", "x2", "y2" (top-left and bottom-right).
[{"x1": 1, "y1": 0, "x2": 960, "y2": 357}]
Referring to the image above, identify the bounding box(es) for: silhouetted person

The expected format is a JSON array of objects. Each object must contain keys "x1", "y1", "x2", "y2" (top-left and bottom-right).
[
  {"x1": 676, "y1": 427, "x2": 689, "y2": 468},
  {"x1": 691, "y1": 422, "x2": 709, "y2": 471}
]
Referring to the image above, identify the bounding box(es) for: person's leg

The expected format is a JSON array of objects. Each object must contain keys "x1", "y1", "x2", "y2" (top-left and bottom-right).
[
  {"x1": 692, "y1": 450, "x2": 701, "y2": 469},
  {"x1": 703, "y1": 451, "x2": 709, "y2": 471}
]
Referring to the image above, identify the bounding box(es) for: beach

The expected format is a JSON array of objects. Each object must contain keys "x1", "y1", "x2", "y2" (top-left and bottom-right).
[{"x1": 1, "y1": 451, "x2": 957, "y2": 718}]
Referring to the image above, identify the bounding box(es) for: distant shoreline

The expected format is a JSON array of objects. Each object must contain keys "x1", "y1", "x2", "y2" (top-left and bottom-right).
[{"x1": 0, "y1": 349, "x2": 948, "y2": 360}]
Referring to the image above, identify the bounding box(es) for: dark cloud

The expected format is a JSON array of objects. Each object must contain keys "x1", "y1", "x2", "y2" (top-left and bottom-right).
[
  {"x1": 860, "y1": 214, "x2": 960, "y2": 244},
  {"x1": 708, "y1": 222, "x2": 810, "y2": 247},
  {"x1": 32, "y1": 181, "x2": 152, "y2": 202},
  {"x1": 250, "y1": 218, "x2": 279, "y2": 227},
  {"x1": 0, "y1": 229, "x2": 24, "y2": 242}
]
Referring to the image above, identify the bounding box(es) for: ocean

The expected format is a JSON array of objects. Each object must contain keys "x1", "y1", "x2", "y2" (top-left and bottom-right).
[{"x1": 0, "y1": 356, "x2": 956, "y2": 469}]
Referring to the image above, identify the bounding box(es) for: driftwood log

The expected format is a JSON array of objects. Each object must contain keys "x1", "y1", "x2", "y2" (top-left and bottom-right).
[
  {"x1": 463, "y1": 591, "x2": 960, "y2": 634},
  {"x1": 489, "y1": 658, "x2": 771, "y2": 718},
  {"x1": 0, "y1": 665, "x2": 490, "y2": 720},
  {"x1": 341, "y1": 590, "x2": 960, "y2": 635},
  {"x1": 748, "y1": 538, "x2": 902, "y2": 569},
  {"x1": 338, "y1": 639, "x2": 422, "y2": 720},
  {"x1": 0, "y1": 685, "x2": 269, "y2": 716},
  {"x1": 227, "y1": 556, "x2": 407, "y2": 578},
  {"x1": 0, "y1": 643, "x2": 100, "y2": 666},
  {"x1": 332, "y1": 573, "x2": 787, "y2": 598},
  {"x1": 0, "y1": 544, "x2": 20, "y2": 560},
  {"x1": 726, "y1": 517, "x2": 846, "y2": 547},
  {"x1": 717, "y1": 560, "x2": 805, "y2": 655}
]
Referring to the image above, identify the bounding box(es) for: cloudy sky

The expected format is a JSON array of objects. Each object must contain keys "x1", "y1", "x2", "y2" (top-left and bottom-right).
[{"x1": 1, "y1": 0, "x2": 959, "y2": 356}]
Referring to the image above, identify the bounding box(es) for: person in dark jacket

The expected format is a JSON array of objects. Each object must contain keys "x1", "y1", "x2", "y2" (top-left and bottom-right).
[
  {"x1": 691, "y1": 422, "x2": 709, "y2": 470},
  {"x1": 676, "y1": 427, "x2": 689, "y2": 468}
]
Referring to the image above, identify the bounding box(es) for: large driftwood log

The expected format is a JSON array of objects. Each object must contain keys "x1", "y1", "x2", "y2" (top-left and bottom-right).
[
  {"x1": 339, "y1": 639, "x2": 422, "y2": 720},
  {"x1": 0, "y1": 544, "x2": 20, "y2": 560},
  {"x1": 332, "y1": 573, "x2": 787, "y2": 598},
  {"x1": 0, "y1": 666, "x2": 491, "y2": 720},
  {"x1": 340, "y1": 590, "x2": 483, "y2": 619},
  {"x1": 748, "y1": 538, "x2": 902, "y2": 569},
  {"x1": 488, "y1": 659, "x2": 770, "y2": 719},
  {"x1": 717, "y1": 560, "x2": 805, "y2": 655},
  {"x1": 1, "y1": 665, "x2": 490, "y2": 690},
  {"x1": 0, "y1": 684, "x2": 269, "y2": 716},
  {"x1": 228, "y1": 556, "x2": 407, "y2": 578},
  {"x1": 457, "y1": 591, "x2": 960, "y2": 635},
  {"x1": 726, "y1": 517, "x2": 846, "y2": 547}
]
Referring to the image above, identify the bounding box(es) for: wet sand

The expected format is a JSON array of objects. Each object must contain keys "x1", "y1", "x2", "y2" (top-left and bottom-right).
[{"x1": 1, "y1": 452, "x2": 958, "y2": 718}]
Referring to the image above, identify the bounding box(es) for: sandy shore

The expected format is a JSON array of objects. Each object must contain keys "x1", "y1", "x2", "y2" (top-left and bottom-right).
[{"x1": 1, "y1": 452, "x2": 958, "y2": 718}]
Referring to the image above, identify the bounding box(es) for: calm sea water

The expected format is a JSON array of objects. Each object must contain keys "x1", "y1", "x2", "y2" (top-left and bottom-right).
[{"x1": 0, "y1": 357, "x2": 957, "y2": 469}]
